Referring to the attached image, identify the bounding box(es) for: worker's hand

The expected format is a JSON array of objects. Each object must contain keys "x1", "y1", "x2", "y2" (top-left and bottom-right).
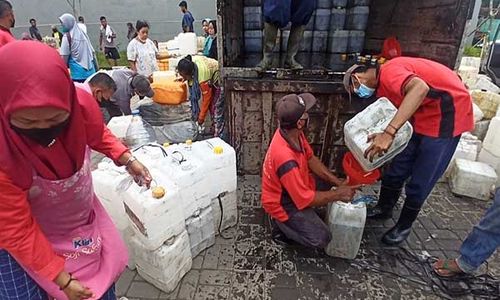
[
  {"x1": 127, "y1": 160, "x2": 153, "y2": 188},
  {"x1": 331, "y1": 176, "x2": 346, "y2": 187},
  {"x1": 364, "y1": 132, "x2": 394, "y2": 162},
  {"x1": 333, "y1": 185, "x2": 361, "y2": 202},
  {"x1": 63, "y1": 279, "x2": 94, "y2": 300}
]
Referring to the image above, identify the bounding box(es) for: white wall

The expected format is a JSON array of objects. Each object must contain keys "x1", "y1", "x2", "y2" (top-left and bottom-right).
[{"x1": 10, "y1": 0, "x2": 216, "y2": 50}]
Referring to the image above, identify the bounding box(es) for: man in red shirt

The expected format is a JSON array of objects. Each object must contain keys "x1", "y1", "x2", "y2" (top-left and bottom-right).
[
  {"x1": 261, "y1": 93, "x2": 358, "y2": 248},
  {"x1": 343, "y1": 57, "x2": 474, "y2": 245},
  {"x1": 0, "y1": 1, "x2": 15, "y2": 48}
]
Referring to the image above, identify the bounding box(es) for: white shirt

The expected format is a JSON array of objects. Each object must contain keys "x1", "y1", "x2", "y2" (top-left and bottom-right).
[
  {"x1": 127, "y1": 38, "x2": 159, "y2": 77},
  {"x1": 78, "y1": 23, "x2": 87, "y2": 34}
]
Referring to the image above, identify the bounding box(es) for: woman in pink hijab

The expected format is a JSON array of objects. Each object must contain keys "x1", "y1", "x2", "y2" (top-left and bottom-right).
[{"x1": 0, "y1": 41, "x2": 151, "y2": 300}]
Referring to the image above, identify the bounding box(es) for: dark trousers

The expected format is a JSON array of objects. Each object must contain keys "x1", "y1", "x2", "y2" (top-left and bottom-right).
[
  {"x1": 263, "y1": 0, "x2": 316, "y2": 28},
  {"x1": 275, "y1": 207, "x2": 331, "y2": 249},
  {"x1": 382, "y1": 133, "x2": 460, "y2": 210},
  {"x1": 272, "y1": 178, "x2": 332, "y2": 249}
]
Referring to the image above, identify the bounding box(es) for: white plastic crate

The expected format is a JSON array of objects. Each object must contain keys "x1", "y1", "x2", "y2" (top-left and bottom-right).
[
  {"x1": 483, "y1": 117, "x2": 500, "y2": 157},
  {"x1": 210, "y1": 191, "x2": 238, "y2": 234},
  {"x1": 132, "y1": 230, "x2": 192, "y2": 293},
  {"x1": 185, "y1": 205, "x2": 216, "y2": 257},
  {"x1": 449, "y1": 159, "x2": 497, "y2": 200}
]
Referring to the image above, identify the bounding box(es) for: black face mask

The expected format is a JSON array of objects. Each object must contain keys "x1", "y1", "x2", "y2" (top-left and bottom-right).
[{"x1": 11, "y1": 118, "x2": 70, "y2": 147}]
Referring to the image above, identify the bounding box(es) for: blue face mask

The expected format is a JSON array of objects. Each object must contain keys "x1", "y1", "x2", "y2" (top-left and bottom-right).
[
  {"x1": 354, "y1": 83, "x2": 375, "y2": 99},
  {"x1": 61, "y1": 26, "x2": 69, "y2": 33}
]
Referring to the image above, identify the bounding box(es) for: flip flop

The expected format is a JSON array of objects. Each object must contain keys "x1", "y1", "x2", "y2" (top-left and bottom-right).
[{"x1": 433, "y1": 259, "x2": 465, "y2": 277}]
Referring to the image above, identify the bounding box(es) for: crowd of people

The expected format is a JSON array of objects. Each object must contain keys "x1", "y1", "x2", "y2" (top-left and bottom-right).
[
  {"x1": 0, "y1": 0, "x2": 498, "y2": 299},
  {"x1": 0, "y1": 0, "x2": 224, "y2": 299}
]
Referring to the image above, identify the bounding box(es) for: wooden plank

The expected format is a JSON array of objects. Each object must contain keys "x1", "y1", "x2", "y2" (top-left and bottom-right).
[
  {"x1": 225, "y1": 78, "x2": 346, "y2": 94},
  {"x1": 227, "y1": 91, "x2": 244, "y2": 171},
  {"x1": 319, "y1": 94, "x2": 339, "y2": 162}
]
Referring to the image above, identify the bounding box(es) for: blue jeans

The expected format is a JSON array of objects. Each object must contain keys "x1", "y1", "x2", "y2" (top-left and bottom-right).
[
  {"x1": 263, "y1": 0, "x2": 316, "y2": 28},
  {"x1": 382, "y1": 133, "x2": 460, "y2": 210},
  {"x1": 457, "y1": 188, "x2": 500, "y2": 273}
]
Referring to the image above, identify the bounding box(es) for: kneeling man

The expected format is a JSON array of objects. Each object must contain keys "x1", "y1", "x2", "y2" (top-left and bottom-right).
[{"x1": 261, "y1": 93, "x2": 358, "y2": 248}]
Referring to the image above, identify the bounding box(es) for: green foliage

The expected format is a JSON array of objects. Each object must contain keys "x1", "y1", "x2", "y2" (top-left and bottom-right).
[
  {"x1": 96, "y1": 51, "x2": 129, "y2": 69},
  {"x1": 464, "y1": 46, "x2": 482, "y2": 57}
]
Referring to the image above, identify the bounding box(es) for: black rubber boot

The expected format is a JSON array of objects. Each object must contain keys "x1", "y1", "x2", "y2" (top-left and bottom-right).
[
  {"x1": 367, "y1": 186, "x2": 402, "y2": 220},
  {"x1": 381, "y1": 205, "x2": 420, "y2": 245}
]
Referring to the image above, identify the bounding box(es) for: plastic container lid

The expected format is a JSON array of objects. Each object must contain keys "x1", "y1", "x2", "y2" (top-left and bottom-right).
[
  {"x1": 213, "y1": 146, "x2": 224, "y2": 155},
  {"x1": 342, "y1": 152, "x2": 381, "y2": 186}
]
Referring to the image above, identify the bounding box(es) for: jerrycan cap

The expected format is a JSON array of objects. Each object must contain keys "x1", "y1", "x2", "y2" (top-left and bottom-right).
[
  {"x1": 213, "y1": 146, "x2": 224, "y2": 155},
  {"x1": 185, "y1": 139, "x2": 193, "y2": 146},
  {"x1": 163, "y1": 142, "x2": 170, "y2": 148},
  {"x1": 152, "y1": 186, "x2": 166, "y2": 199}
]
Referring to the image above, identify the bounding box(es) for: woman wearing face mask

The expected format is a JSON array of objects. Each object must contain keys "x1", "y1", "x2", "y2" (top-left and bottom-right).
[
  {"x1": 127, "y1": 20, "x2": 169, "y2": 77},
  {"x1": 0, "y1": 41, "x2": 152, "y2": 300},
  {"x1": 59, "y1": 13, "x2": 98, "y2": 83},
  {"x1": 176, "y1": 55, "x2": 224, "y2": 138},
  {"x1": 202, "y1": 20, "x2": 217, "y2": 60},
  {"x1": 342, "y1": 57, "x2": 474, "y2": 245}
]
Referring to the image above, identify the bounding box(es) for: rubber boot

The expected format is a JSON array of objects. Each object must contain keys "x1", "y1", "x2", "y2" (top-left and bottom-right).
[
  {"x1": 381, "y1": 205, "x2": 420, "y2": 245},
  {"x1": 285, "y1": 25, "x2": 305, "y2": 70},
  {"x1": 255, "y1": 22, "x2": 278, "y2": 72},
  {"x1": 367, "y1": 186, "x2": 402, "y2": 220}
]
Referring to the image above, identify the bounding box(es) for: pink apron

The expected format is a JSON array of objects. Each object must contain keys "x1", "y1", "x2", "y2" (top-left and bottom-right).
[{"x1": 24, "y1": 150, "x2": 128, "y2": 300}]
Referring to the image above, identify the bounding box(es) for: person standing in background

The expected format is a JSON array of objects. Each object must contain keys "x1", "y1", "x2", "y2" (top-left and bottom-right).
[
  {"x1": 99, "y1": 16, "x2": 120, "y2": 67},
  {"x1": 127, "y1": 22, "x2": 137, "y2": 41},
  {"x1": 179, "y1": 1, "x2": 194, "y2": 33},
  {"x1": 78, "y1": 16, "x2": 87, "y2": 34},
  {"x1": 127, "y1": 20, "x2": 169, "y2": 77},
  {"x1": 201, "y1": 18, "x2": 210, "y2": 37},
  {"x1": 51, "y1": 25, "x2": 63, "y2": 46},
  {"x1": 0, "y1": 0, "x2": 15, "y2": 48},
  {"x1": 203, "y1": 20, "x2": 217, "y2": 60},
  {"x1": 29, "y1": 18, "x2": 42, "y2": 41},
  {"x1": 59, "y1": 13, "x2": 97, "y2": 83}
]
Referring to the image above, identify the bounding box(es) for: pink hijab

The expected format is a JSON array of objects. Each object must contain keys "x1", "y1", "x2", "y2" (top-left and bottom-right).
[{"x1": 0, "y1": 41, "x2": 104, "y2": 189}]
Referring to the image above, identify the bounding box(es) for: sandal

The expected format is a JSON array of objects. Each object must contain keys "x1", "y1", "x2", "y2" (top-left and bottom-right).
[{"x1": 433, "y1": 258, "x2": 465, "y2": 277}]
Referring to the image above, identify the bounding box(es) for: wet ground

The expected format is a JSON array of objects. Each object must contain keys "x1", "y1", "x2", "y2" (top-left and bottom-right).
[{"x1": 116, "y1": 176, "x2": 499, "y2": 300}]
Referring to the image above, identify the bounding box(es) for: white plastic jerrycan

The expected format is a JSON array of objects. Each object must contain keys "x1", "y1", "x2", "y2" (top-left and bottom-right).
[{"x1": 325, "y1": 201, "x2": 366, "y2": 259}]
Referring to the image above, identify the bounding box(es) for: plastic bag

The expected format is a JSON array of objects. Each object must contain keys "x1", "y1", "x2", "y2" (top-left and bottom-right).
[
  {"x1": 139, "y1": 102, "x2": 191, "y2": 126},
  {"x1": 153, "y1": 121, "x2": 199, "y2": 144}
]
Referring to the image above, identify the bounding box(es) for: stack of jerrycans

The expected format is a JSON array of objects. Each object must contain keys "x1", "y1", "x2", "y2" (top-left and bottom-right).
[
  {"x1": 160, "y1": 137, "x2": 238, "y2": 257},
  {"x1": 93, "y1": 147, "x2": 191, "y2": 293}
]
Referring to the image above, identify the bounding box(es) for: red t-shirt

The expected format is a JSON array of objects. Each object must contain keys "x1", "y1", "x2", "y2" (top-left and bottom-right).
[
  {"x1": 376, "y1": 57, "x2": 474, "y2": 138},
  {"x1": 0, "y1": 27, "x2": 15, "y2": 48},
  {"x1": 261, "y1": 129, "x2": 315, "y2": 222}
]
